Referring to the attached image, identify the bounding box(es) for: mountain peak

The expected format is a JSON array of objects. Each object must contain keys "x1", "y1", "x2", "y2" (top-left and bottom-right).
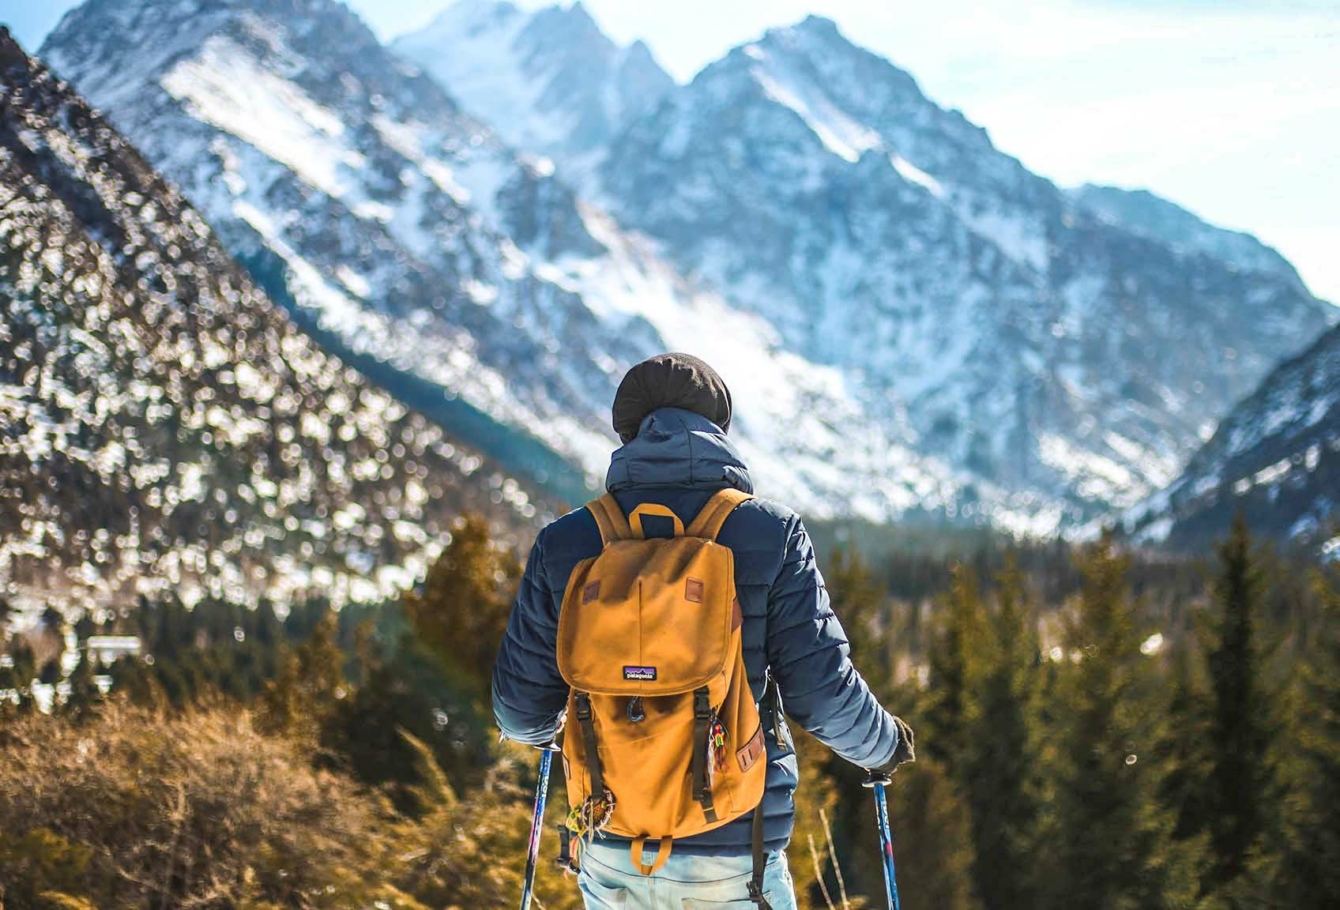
[
  {"x1": 0, "y1": 25, "x2": 26, "y2": 66},
  {"x1": 527, "y1": 0, "x2": 612, "y2": 50},
  {"x1": 451, "y1": 0, "x2": 522, "y2": 19},
  {"x1": 797, "y1": 14, "x2": 841, "y2": 34},
  {"x1": 625, "y1": 38, "x2": 655, "y2": 60},
  {"x1": 568, "y1": 1, "x2": 597, "y2": 25},
  {"x1": 416, "y1": 0, "x2": 523, "y2": 41},
  {"x1": 396, "y1": 0, "x2": 672, "y2": 179}
]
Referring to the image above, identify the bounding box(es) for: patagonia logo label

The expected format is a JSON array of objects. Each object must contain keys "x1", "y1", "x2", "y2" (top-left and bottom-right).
[{"x1": 623, "y1": 666, "x2": 657, "y2": 681}]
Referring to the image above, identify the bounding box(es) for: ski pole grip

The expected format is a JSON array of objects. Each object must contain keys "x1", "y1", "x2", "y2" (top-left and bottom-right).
[{"x1": 863, "y1": 769, "x2": 892, "y2": 788}]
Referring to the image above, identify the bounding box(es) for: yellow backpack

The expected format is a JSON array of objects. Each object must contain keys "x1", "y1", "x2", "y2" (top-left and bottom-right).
[{"x1": 556, "y1": 488, "x2": 767, "y2": 875}]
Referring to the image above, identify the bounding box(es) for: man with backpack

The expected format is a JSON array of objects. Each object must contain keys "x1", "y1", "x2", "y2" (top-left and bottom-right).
[{"x1": 493, "y1": 353, "x2": 915, "y2": 909}]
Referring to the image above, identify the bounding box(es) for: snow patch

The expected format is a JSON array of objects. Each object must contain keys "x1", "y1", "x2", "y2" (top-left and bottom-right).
[
  {"x1": 748, "y1": 58, "x2": 882, "y2": 163},
  {"x1": 890, "y1": 154, "x2": 944, "y2": 198},
  {"x1": 162, "y1": 36, "x2": 361, "y2": 199}
]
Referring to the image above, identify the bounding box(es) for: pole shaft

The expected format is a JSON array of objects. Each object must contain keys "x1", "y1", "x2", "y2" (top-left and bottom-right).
[
  {"x1": 872, "y1": 782, "x2": 902, "y2": 910},
  {"x1": 520, "y1": 749, "x2": 554, "y2": 910}
]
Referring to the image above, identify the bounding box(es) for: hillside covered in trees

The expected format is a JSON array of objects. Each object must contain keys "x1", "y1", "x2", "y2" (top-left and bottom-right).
[{"x1": 0, "y1": 27, "x2": 548, "y2": 621}]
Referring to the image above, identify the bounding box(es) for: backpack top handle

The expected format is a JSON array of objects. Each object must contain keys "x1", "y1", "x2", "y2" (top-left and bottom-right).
[
  {"x1": 586, "y1": 489, "x2": 753, "y2": 546},
  {"x1": 628, "y1": 503, "x2": 685, "y2": 539}
]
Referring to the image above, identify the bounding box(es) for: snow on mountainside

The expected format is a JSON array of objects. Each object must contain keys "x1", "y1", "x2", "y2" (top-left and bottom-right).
[
  {"x1": 1124, "y1": 322, "x2": 1340, "y2": 550},
  {"x1": 1068, "y1": 184, "x2": 1309, "y2": 290},
  {"x1": 0, "y1": 28, "x2": 543, "y2": 616},
  {"x1": 394, "y1": 0, "x2": 673, "y2": 190},
  {"x1": 595, "y1": 15, "x2": 1334, "y2": 518},
  {"x1": 40, "y1": 0, "x2": 1002, "y2": 527}
]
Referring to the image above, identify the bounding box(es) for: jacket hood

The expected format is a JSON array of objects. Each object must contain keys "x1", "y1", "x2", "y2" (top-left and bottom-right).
[{"x1": 606, "y1": 408, "x2": 753, "y2": 494}]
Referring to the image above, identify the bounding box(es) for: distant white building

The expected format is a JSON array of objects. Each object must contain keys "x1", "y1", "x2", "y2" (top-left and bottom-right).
[{"x1": 86, "y1": 636, "x2": 142, "y2": 665}]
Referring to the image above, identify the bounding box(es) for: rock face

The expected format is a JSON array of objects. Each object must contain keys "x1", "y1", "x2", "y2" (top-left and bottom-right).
[
  {"x1": 1125, "y1": 323, "x2": 1340, "y2": 551},
  {"x1": 0, "y1": 28, "x2": 543, "y2": 615},
  {"x1": 593, "y1": 16, "x2": 1334, "y2": 519},
  {"x1": 394, "y1": 0, "x2": 675, "y2": 190},
  {"x1": 39, "y1": 0, "x2": 1008, "y2": 528}
]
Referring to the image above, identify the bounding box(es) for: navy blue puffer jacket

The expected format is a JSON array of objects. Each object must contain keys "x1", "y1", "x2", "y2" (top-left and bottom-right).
[{"x1": 492, "y1": 408, "x2": 902, "y2": 854}]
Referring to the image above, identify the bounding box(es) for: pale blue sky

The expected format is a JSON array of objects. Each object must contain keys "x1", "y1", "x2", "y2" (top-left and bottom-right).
[{"x1": 6, "y1": 0, "x2": 1338, "y2": 302}]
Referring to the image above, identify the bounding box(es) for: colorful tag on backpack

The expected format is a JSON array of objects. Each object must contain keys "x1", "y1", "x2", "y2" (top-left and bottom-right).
[
  {"x1": 623, "y1": 665, "x2": 657, "y2": 681},
  {"x1": 566, "y1": 787, "x2": 617, "y2": 844},
  {"x1": 707, "y1": 714, "x2": 728, "y2": 785}
]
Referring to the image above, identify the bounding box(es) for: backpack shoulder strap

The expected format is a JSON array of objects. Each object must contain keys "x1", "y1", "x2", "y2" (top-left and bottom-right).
[
  {"x1": 586, "y1": 493, "x2": 632, "y2": 545},
  {"x1": 686, "y1": 488, "x2": 753, "y2": 541}
]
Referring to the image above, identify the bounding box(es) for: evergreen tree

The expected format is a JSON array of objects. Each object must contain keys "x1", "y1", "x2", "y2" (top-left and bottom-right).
[
  {"x1": 39, "y1": 657, "x2": 62, "y2": 686},
  {"x1": 1201, "y1": 513, "x2": 1273, "y2": 897},
  {"x1": 963, "y1": 557, "x2": 1042, "y2": 910},
  {"x1": 74, "y1": 612, "x2": 95, "y2": 642},
  {"x1": 1157, "y1": 644, "x2": 1211, "y2": 844},
  {"x1": 888, "y1": 757, "x2": 983, "y2": 910},
  {"x1": 108, "y1": 654, "x2": 168, "y2": 711},
  {"x1": 1264, "y1": 564, "x2": 1340, "y2": 907},
  {"x1": 1042, "y1": 535, "x2": 1196, "y2": 910},
  {"x1": 403, "y1": 515, "x2": 521, "y2": 694},
  {"x1": 5, "y1": 638, "x2": 38, "y2": 712},
  {"x1": 321, "y1": 620, "x2": 495, "y2": 812},
  {"x1": 258, "y1": 610, "x2": 345, "y2": 738},
  {"x1": 321, "y1": 636, "x2": 429, "y2": 814},
  {"x1": 925, "y1": 564, "x2": 987, "y2": 775},
  {"x1": 64, "y1": 648, "x2": 102, "y2": 719},
  {"x1": 828, "y1": 546, "x2": 894, "y2": 694}
]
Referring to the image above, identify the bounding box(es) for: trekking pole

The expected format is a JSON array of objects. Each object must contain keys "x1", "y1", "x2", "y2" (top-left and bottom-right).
[
  {"x1": 521, "y1": 743, "x2": 562, "y2": 910},
  {"x1": 863, "y1": 771, "x2": 902, "y2": 910}
]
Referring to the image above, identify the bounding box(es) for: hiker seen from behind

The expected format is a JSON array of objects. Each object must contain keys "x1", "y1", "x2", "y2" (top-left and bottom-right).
[{"x1": 493, "y1": 353, "x2": 916, "y2": 909}]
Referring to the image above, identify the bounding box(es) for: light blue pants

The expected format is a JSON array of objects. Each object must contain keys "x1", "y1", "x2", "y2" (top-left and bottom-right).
[{"x1": 577, "y1": 838, "x2": 798, "y2": 909}]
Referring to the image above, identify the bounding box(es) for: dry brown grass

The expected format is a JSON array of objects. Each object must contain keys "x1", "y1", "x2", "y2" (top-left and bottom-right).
[
  {"x1": 0, "y1": 702, "x2": 587, "y2": 910},
  {"x1": 0, "y1": 702, "x2": 415, "y2": 908}
]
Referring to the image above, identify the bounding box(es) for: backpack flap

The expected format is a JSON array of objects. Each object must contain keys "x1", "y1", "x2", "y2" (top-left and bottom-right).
[{"x1": 557, "y1": 537, "x2": 736, "y2": 696}]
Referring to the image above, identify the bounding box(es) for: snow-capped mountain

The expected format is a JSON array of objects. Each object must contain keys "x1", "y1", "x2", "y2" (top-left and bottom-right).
[
  {"x1": 0, "y1": 27, "x2": 543, "y2": 616},
  {"x1": 393, "y1": 0, "x2": 673, "y2": 190},
  {"x1": 1068, "y1": 184, "x2": 1306, "y2": 289},
  {"x1": 1124, "y1": 322, "x2": 1339, "y2": 550},
  {"x1": 589, "y1": 15, "x2": 1333, "y2": 517},
  {"x1": 40, "y1": 0, "x2": 999, "y2": 527}
]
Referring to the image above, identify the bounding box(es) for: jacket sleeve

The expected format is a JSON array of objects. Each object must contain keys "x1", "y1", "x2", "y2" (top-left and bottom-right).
[
  {"x1": 491, "y1": 528, "x2": 568, "y2": 746},
  {"x1": 765, "y1": 513, "x2": 901, "y2": 769}
]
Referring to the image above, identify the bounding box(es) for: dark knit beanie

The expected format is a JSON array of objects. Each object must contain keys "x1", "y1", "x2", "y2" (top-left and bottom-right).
[{"x1": 612, "y1": 353, "x2": 733, "y2": 443}]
